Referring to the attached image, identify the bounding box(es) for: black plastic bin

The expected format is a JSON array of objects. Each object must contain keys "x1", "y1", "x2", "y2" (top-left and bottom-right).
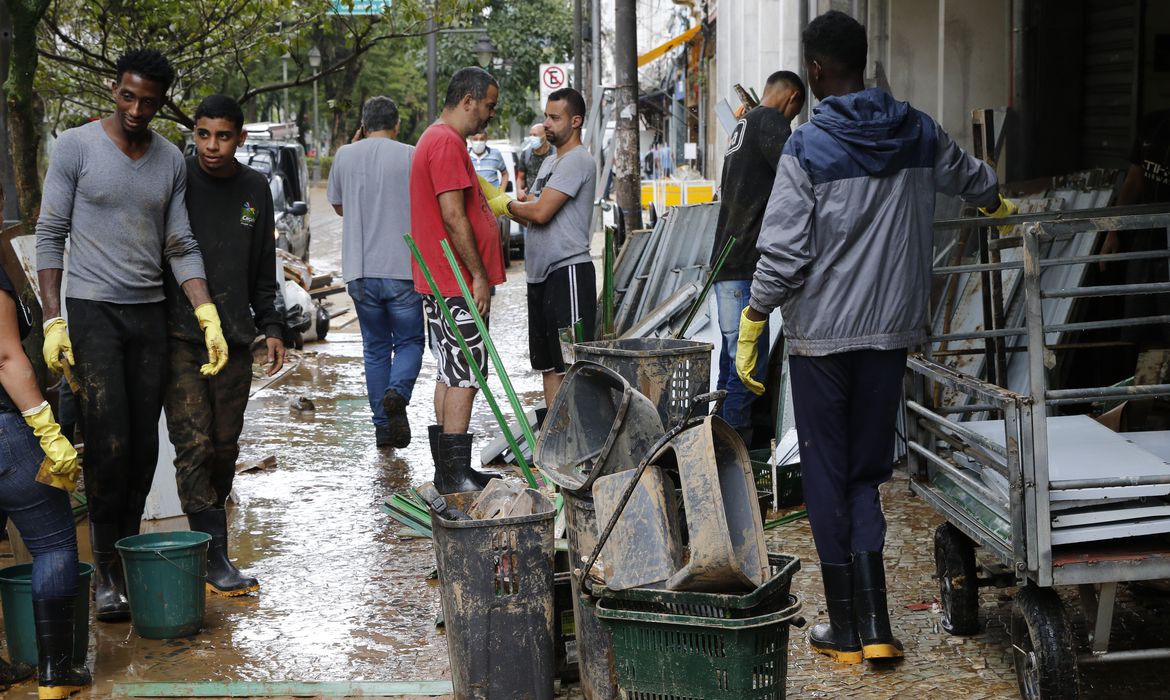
[
  {"x1": 431, "y1": 490, "x2": 556, "y2": 700},
  {"x1": 574, "y1": 338, "x2": 713, "y2": 428}
]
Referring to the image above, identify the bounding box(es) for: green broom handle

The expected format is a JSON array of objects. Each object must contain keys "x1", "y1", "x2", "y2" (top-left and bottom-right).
[{"x1": 404, "y1": 235, "x2": 539, "y2": 489}]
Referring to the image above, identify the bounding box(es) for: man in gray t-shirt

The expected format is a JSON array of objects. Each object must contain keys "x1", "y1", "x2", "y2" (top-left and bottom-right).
[
  {"x1": 35, "y1": 49, "x2": 226, "y2": 625},
  {"x1": 327, "y1": 96, "x2": 424, "y2": 449},
  {"x1": 506, "y1": 87, "x2": 597, "y2": 407}
]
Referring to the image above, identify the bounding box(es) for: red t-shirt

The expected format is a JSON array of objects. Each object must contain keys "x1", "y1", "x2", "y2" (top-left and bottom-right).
[{"x1": 409, "y1": 122, "x2": 506, "y2": 297}]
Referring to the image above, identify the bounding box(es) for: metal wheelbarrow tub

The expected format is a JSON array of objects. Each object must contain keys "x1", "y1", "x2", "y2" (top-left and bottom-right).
[
  {"x1": 658, "y1": 415, "x2": 770, "y2": 592},
  {"x1": 534, "y1": 361, "x2": 665, "y2": 495}
]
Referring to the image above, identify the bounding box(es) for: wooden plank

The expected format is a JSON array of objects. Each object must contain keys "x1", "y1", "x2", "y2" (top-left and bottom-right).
[{"x1": 113, "y1": 680, "x2": 453, "y2": 697}]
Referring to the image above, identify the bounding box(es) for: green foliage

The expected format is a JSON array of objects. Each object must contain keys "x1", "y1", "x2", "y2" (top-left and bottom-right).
[
  {"x1": 436, "y1": 0, "x2": 573, "y2": 138},
  {"x1": 34, "y1": 0, "x2": 485, "y2": 133}
]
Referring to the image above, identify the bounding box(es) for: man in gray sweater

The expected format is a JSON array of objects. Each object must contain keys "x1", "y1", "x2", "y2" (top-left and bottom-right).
[{"x1": 35, "y1": 49, "x2": 229, "y2": 623}]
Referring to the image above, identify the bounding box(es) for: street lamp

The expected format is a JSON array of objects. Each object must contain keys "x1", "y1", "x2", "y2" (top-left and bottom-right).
[
  {"x1": 425, "y1": 30, "x2": 499, "y2": 122},
  {"x1": 473, "y1": 33, "x2": 497, "y2": 69},
  {"x1": 308, "y1": 46, "x2": 322, "y2": 184}
]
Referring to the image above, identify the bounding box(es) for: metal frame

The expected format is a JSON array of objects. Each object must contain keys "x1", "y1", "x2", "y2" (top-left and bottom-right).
[{"x1": 908, "y1": 205, "x2": 1170, "y2": 669}]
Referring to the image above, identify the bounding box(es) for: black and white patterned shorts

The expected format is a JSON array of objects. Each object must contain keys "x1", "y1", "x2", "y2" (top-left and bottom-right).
[{"x1": 422, "y1": 295, "x2": 490, "y2": 388}]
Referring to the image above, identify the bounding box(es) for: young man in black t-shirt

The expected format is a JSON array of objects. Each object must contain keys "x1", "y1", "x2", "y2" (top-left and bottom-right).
[
  {"x1": 163, "y1": 95, "x2": 285, "y2": 596},
  {"x1": 709, "y1": 71, "x2": 805, "y2": 445}
]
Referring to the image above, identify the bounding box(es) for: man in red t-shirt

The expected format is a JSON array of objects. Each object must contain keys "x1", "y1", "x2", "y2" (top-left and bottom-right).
[{"x1": 410, "y1": 66, "x2": 507, "y2": 493}]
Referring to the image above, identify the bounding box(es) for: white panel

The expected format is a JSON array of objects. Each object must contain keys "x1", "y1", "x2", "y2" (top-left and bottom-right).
[{"x1": 964, "y1": 416, "x2": 1170, "y2": 502}]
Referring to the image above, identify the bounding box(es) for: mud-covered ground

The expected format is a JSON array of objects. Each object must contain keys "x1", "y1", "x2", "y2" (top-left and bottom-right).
[{"x1": 3, "y1": 188, "x2": 1170, "y2": 699}]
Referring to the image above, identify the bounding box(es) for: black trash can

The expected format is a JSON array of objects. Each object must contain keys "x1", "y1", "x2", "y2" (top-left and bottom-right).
[
  {"x1": 574, "y1": 338, "x2": 713, "y2": 428},
  {"x1": 563, "y1": 491, "x2": 619, "y2": 700},
  {"x1": 432, "y1": 490, "x2": 557, "y2": 700}
]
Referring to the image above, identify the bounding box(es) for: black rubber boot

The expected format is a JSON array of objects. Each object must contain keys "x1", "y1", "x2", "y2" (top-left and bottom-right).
[
  {"x1": 808, "y1": 560, "x2": 863, "y2": 663},
  {"x1": 0, "y1": 655, "x2": 34, "y2": 690},
  {"x1": 428, "y1": 424, "x2": 443, "y2": 464},
  {"x1": 33, "y1": 597, "x2": 91, "y2": 699},
  {"x1": 854, "y1": 551, "x2": 905, "y2": 661},
  {"x1": 187, "y1": 508, "x2": 259, "y2": 597},
  {"x1": 432, "y1": 426, "x2": 500, "y2": 489},
  {"x1": 88, "y1": 524, "x2": 129, "y2": 622},
  {"x1": 435, "y1": 433, "x2": 491, "y2": 494}
]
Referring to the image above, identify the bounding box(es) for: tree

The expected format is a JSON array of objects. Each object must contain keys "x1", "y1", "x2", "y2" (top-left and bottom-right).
[
  {"x1": 5, "y1": 0, "x2": 51, "y2": 222},
  {"x1": 36, "y1": 0, "x2": 484, "y2": 128},
  {"x1": 2, "y1": 0, "x2": 485, "y2": 224},
  {"x1": 435, "y1": 0, "x2": 572, "y2": 138}
]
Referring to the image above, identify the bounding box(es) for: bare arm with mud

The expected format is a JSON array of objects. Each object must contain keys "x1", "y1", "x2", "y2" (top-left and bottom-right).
[
  {"x1": 0, "y1": 292, "x2": 50, "y2": 411},
  {"x1": 37, "y1": 269, "x2": 63, "y2": 320},
  {"x1": 438, "y1": 189, "x2": 491, "y2": 315}
]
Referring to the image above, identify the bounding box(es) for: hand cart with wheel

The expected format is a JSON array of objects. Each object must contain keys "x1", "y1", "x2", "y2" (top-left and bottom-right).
[{"x1": 905, "y1": 204, "x2": 1170, "y2": 699}]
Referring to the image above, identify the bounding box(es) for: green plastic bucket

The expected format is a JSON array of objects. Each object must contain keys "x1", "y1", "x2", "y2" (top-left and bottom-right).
[
  {"x1": 0, "y1": 562, "x2": 94, "y2": 667},
  {"x1": 115, "y1": 531, "x2": 210, "y2": 639}
]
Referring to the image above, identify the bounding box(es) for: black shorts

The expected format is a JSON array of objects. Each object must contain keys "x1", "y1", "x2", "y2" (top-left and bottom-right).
[
  {"x1": 528, "y1": 262, "x2": 597, "y2": 373},
  {"x1": 423, "y1": 295, "x2": 490, "y2": 388}
]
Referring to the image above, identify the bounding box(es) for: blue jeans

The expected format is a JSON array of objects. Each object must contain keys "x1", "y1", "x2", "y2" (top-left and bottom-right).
[
  {"x1": 715, "y1": 280, "x2": 768, "y2": 439},
  {"x1": 348, "y1": 278, "x2": 425, "y2": 426},
  {"x1": 0, "y1": 411, "x2": 78, "y2": 600}
]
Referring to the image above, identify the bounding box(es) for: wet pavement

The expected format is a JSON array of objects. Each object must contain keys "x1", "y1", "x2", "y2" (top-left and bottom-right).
[{"x1": 3, "y1": 186, "x2": 1170, "y2": 698}]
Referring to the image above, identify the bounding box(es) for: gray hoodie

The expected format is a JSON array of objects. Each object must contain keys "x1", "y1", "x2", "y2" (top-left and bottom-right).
[{"x1": 750, "y1": 88, "x2": 999, "y2": 356}]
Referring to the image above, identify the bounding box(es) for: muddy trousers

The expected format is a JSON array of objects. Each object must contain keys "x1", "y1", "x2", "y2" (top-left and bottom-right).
[
  {"x1": 67, "y1": 299, "x2": 166, "y2": 532},
  {"x1": 788, "y1": 348, "x2": 907, "y2": 565},
  {"x1": 163, "y1": 339, "x2": 252, "y2": 514}
]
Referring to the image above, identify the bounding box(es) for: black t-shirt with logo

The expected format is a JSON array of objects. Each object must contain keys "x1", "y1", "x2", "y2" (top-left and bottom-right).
[
  {"x1": 165, "y1": 157, "x2": 280, "y2": 346},
  {"x1": 710, "y1": 106, "x2": 793, "y2": 281}
]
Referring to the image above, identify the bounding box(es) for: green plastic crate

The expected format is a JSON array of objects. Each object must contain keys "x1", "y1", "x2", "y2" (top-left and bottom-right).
[
  {"x1": 750, "y1": 449, "x2": 802, "y2": 509},
  {"x1": 595, "y1": 594, "x2": 802, "y2": 700},
  {"x1": 593, "y1": 553, "x2": 799, "y2": 619}
]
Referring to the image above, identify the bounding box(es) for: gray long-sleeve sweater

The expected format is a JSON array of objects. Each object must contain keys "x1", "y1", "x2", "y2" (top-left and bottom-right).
[{"x1": 36, "y1": 120, "x2": 206, "y2": 303}]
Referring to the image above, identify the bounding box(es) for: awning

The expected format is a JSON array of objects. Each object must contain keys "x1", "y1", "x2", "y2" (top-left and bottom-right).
[{"x1": 637, "y1": 25, "x2": 701, "y2": 68}]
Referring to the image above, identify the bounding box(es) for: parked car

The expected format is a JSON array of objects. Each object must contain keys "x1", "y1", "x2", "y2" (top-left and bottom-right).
[{"x1": 235, "y1": 123, "x2": 312, "y2": 261}]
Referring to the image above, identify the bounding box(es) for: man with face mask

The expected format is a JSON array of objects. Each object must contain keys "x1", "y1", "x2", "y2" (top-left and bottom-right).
[
  {"x1": 709, "y1": 70, "x2": 805, "y2": 446},
  {"x1": 468, "y1": 131, "x2": 509, "y2": 191},
  {"x1": 516, "y1": 123, "x2": 555, "y2": 202}
]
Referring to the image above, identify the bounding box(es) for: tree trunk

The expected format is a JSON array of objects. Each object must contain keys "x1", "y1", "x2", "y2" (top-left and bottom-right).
[
  {"x1": 613, "y1": 0, "x2": 642, "y2": 231},
  {"x1": 4, "y1": 0, "x2": 50, "y2": 224},
  {"x1": 329, "y1": 54, "x2": 365, "y2": 154}
]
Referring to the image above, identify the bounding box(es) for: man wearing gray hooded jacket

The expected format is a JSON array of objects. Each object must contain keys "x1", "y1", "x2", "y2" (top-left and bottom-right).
[{"x1": 737, "y1": 10, "x2": 1016, "y2": 666}]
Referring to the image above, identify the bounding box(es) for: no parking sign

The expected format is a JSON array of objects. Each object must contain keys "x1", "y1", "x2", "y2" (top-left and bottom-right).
[{"x1": 539, "y1": 64, "x2": 571, "y2": 109}]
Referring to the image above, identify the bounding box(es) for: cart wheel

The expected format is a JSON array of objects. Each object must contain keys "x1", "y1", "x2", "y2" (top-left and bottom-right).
[
  {"x1": 934, "y1": 523, "x2": 980, "y2": 635},
  {"x1": 1011, "y1": 585, "x2": 1080, "y2": 700}
]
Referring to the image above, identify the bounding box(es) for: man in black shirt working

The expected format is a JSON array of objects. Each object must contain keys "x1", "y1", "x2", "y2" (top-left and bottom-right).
[
  {"x1": 709, "y1": 71, "x2": 805, "y2": 444},
  {"x1": 164, "y1": 94, "x2": 284, "y2": 596}
]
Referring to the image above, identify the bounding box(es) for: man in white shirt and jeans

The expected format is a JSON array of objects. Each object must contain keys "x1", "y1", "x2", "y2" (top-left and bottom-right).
[{"x1": 328, "y1": 96, "x2": 424, "y2": 449}]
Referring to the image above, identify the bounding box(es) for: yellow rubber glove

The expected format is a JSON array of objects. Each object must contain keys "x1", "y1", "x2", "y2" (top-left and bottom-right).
[
  {"x1": 42, "y1": 318, "x2": 74, "y2": 374},
  {"x1": 979, "y1": 194, "x2": 1019, "y2": 236},
  {"x1": 194, "y1": 303, "x2": 229, "y2": 376},
  {"x1": 22, "y1": 401, "x2": 79, "y2": 492},
  {"x1": 735, "y1": 307, "x2": 767, "y2": 396},
  {"x1": 478, "y1": 175, "x2": 514, "y2": 218}
]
